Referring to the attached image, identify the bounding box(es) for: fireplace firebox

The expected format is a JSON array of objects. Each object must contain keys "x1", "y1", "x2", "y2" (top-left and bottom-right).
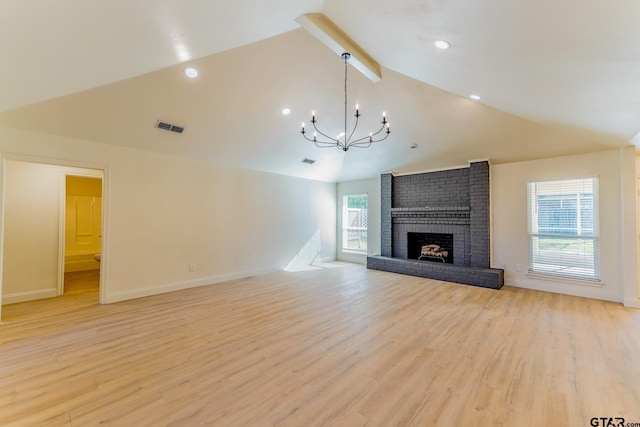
[{"x1": 408, "y1": 232, "x2": 453, "y2": 264}]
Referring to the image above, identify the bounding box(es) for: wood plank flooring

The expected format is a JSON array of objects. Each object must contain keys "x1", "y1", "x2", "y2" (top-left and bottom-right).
[{"x1": 1, "y1": 265, "x2": 639, "y2": 426}]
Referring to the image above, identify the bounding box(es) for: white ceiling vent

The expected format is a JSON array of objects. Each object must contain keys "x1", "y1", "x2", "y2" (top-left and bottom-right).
[
  {"x1": 156, "y1": 120, "x2": 184, "y2": 134},
  {"x1": 301, "y1": 158, "x2": 316, "y2": 164}
]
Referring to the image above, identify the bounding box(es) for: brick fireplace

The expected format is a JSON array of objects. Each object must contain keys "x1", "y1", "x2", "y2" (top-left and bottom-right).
[{"x1": 367, "y1": 161, "x2": 504, "y2": 289}]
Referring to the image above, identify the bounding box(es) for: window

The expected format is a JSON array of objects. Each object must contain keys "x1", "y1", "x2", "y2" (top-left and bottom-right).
[
  {"x1": 527, "y1": 178, "x2": 599, "y2": 280},
  {"x1": 342, "y1": 194, "x2": 368, "y2": 253}
]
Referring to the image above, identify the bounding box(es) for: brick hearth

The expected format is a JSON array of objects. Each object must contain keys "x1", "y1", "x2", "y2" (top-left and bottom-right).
[{"x1": 368, "y1": 161, "x2": 504, "y2": 289}]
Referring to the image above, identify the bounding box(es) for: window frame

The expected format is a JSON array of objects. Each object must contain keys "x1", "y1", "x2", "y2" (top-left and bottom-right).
[
  {"x1": 341, "y1": 193, "x2": 368, "y2": 254},
  {"x1": 527, "y1": 177, "x2": 600, "y2": 282}
]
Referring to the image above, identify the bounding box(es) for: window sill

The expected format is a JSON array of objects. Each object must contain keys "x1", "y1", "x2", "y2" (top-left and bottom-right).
[
  {"x1": 341, "y1": 250, "x2": 367, "y2": 255},
  {"x1": 526, "y1": 271, "x2": 604, "y2": 288}
]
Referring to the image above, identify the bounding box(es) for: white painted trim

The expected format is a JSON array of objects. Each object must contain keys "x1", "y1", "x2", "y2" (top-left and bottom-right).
[
  {"x1": 2, "y1": 288, "x2": 58, "y2": 305},
  {"x1": 507, "y1": 279, "x2": 621, "y2": 303},
  {"x1": 620, "y1": 146, "x2": 639, "y2": 306},
  {"x1": 525, "y1": 272, "x2": 604, "y2": 287},
  {"x1": 0, "y1": 153, "x2": 110, "y2": 315},
  {"x1": 623, "y1": 297, "x2": 640, "y2": 308},
  {"x1": 105, "y1": 267, "x2": 280, "y2": 304},
  {"x1": 0, "y1": 156, "x2": 5, "y2": 315},
  {"x1": 468, "y1": 158, "x2": 491, "y2": 165},
  {"x1": 391, "y1": 164, "x2": 469, "y2": 177},
  {"x1": 337, "y1": 252, "x2": 367, "y2": 265},
  {"x1": 99, "y1": 166, "x2": 110, "y2": 305},
  {"x1": 337, "y1": 192, "x2": 370, "y2": 265},
  {"x1": 57, "y1": 172, "x2": 66, "y2": 296},
  {"x1": 0, "y1": 152, "x2": 107, "y2": 171},
  {"x1": 390, "y1": 159, "x2": 491, "y2": 178}
]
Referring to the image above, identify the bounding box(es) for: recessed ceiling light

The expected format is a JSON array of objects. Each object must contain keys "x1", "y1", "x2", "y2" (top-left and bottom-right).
[
  {"x1": 470, "y1": 94, "x2": 481, "y2": 100},
  {"x1": 282, "y1": 108, "x2": 291, "y2": 115},
  {"x1": 434, "y1": 40, "x2": 451, "y2": 49},
  {"x1": 184, "y1": 67, "x2": 198, "y2": 78}
]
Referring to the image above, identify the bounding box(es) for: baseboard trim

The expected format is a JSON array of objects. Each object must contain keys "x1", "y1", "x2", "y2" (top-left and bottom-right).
[
  {"x1": 2, "y1": 288, "x2": 58, "y2": 305},
  {"x1": 105, "y1": 267, "x2": 280, "y2": 304},
  {"x1": 337, "y1": 252, "x2": 367, "y2": 265},
  {"x1": 623, "y1": 297, "x2": 640, "y2": 309},
  {"x1": 507, "y1": 279, "x2": 622, "y2": 303}
]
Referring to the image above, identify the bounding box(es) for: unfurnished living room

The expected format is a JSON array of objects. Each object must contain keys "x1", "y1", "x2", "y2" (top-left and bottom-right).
[{"x1": 1, "y1": 1, "x2": 639, "y2": 426}]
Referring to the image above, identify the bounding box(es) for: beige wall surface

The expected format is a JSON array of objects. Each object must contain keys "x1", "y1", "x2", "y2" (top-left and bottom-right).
[
  {"x1": 0, "y1": 127, "x2": 337, "y2": 305},
  {"x1": 332, "y1": 152, "x2": 638, "y2": 303},
  {"x1": 492, "y1": 149, "x2": 635, "y2": 303},
  {"x1": 2, "y1": 160, "x2": 102, "y2": 303},
  {"x1": 1, "y1": 125, "x2": 635, "y2": 307}
]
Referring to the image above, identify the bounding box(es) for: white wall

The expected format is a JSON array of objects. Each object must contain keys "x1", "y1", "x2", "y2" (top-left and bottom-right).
[
  {"x1": 0, "y1": 127, "x2": 337, "y2": 306},
  {"x1": 492, "y1": 149, "x2": 636, "y2": 303},
  {"x1": 336, "y1": 178, "x2": 381, "y2": 263},
  {"x1": 2, "y1": 161, "x2": 102, "y2": 303}
]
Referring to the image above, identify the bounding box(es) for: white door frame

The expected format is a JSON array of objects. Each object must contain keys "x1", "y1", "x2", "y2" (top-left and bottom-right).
[{"x1": 0, "y1": 154, "x2": 110, "y2": 321}]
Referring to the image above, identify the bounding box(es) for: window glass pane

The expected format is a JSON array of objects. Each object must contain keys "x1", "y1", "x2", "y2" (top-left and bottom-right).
[
  {"x1": 527, "y1": 178, "x2": 599, "y2": 280},
  {"x1": 580, "y1": 194, "x2": 594, "y2": 235},
  {"x1": 531, "y1": 236, "x2": 596, "y2": 278},
  {"x1": 538, "y1": 194, "x2": 577, "y2": 234},
  {"x1": 343, "y1": 194, "x2": 368, "y2": 253}
]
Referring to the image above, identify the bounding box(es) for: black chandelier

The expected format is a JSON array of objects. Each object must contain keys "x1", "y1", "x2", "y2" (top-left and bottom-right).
[{"x1": 301, "y1": 52, "x2": 390, "y2": 152}]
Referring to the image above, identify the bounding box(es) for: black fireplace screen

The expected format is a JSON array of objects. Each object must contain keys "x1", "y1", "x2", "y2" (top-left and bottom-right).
[{"x1": 408, "y1": 232, "x2": 454, "y2": 264}]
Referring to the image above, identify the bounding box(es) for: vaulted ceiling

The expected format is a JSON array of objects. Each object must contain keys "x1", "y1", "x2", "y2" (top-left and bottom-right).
[{"x1": 1, "y1": 0, "x2": 638, "y2": 182}]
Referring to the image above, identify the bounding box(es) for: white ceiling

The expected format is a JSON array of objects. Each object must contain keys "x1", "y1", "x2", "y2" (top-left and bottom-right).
[{"x1": 1, "y1": 0, "x2": 638, "y2": 182}]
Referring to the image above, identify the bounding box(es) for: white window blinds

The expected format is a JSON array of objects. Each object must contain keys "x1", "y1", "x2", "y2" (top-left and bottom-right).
[{"x1": 527, "y1": 177, "x2": 599, "y2": 280}]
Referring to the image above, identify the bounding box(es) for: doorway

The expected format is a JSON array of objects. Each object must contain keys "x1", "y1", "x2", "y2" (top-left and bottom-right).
[
  {"x1": 0, "y1": 158, "x2": 107, "y2": 321},
  {"x1": 62, "y1": 175, "x2": 103, "y2": 297}
]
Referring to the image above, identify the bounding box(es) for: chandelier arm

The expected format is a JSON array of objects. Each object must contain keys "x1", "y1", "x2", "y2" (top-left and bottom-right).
[
  {"x1": 349, "y1": 131, "x2": 390, "y2": 147},
  {"x1": 302, "y1": 132, "x2": 325, "y2": 144},
  {"x1": 347, "y1": 121, "x2": 390, "y2": 144},
  {"x1": 311, "y1": 120, "x2": 340, "y2": 143},
  {"x1": 316, "y1": 140, "x2": 339, "y2": 149},
  {"x1": 302, "y1": 129, "x2": 339, "y2": 148},
  {"x1": 345, "y1": 113, "x2": 359, "y2": 144},
  {"x1": 346, "y1": 142, "x2": 372, "y2": 149}
]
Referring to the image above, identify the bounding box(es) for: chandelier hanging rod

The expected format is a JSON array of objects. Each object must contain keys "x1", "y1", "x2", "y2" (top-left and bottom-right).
[{"x1": 301, "y1": 52, "x2": 390, "y2": 152}]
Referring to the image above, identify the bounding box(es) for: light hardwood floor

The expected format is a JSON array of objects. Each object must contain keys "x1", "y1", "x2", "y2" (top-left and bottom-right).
[{"x1": 0, "y1": 265, "x2": 639, "y2": 426}]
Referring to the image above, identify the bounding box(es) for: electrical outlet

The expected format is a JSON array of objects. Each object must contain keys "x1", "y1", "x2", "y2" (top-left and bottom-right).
[{"x1": 189, "y1": 263, "x2": 196, "y2": 272}]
